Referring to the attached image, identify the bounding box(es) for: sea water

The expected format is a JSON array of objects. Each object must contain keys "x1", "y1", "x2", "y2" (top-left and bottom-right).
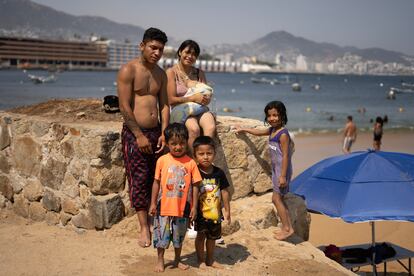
[{"x1": 1, "y1": 69, "x2": 413, "y2": 133}]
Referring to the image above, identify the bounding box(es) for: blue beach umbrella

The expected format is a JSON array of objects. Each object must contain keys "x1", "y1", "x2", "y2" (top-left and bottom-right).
[{"x1": 290, "y1": 150, "x2": 414, "y2": 274}]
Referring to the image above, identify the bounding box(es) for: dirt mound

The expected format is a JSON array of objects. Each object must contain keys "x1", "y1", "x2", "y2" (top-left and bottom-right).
[{"x1": 7, "y1": 98, "x2": 123, "y2": 123}]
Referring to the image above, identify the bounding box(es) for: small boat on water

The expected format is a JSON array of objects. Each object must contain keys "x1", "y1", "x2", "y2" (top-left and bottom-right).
[
  {"x1": 311, "y1": 84, "x2": 321, "y2": 91},
  {"x1": 27, "y1": 73, "x2": 57, "y2": 84},
  {"x1": 251, "y1": 77, "x2": 280, "y2": 85},
  {"x1": 292, "y1": 83, "x2": 301, "y2": 92},
  {"x1": 401, "y1": 82, "x2": 414, "y2": 89},
  {"x1": 390, "y1": 87, "x2": 414, "y2": 94},
  {"x1": 387, "y1": 90, "x2": 396, "y2": 100}
]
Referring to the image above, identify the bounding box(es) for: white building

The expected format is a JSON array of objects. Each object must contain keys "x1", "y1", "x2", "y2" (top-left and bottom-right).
[
  {"x1": 296, "y1": 55, "x2": 308, "y2": 72},
  {"x1": 106, "y1": 41, "x2": 140, "y2": 69}
]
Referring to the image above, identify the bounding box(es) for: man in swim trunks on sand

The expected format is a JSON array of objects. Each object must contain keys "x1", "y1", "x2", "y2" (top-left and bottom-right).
[
  {"x1": 117, "y1": 28, "x2": 169, "y2": 248},
  {"x1": 342, "y1": 115, "x2": 357, "y2": 154}
]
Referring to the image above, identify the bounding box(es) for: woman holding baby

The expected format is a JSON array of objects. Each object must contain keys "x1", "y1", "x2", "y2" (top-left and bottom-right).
[{"x1": 166, "y1": 40, "x2": 216, "y2": 151}]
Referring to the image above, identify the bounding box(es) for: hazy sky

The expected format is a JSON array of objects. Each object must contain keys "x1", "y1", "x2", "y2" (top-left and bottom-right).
[{"x1": 31, "y1": 0, "x2": 414, "y2": 55}]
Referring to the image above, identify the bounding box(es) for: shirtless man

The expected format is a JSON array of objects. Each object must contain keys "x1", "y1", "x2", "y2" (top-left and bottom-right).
[
  {"x1": 342, "y1": 115, "x2": 357, "y2": 154},
  {"x1": 117, "y1": 28, "x2": 169, "y2": 248}
]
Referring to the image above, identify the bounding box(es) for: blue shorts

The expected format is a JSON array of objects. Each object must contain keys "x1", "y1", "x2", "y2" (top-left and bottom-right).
[{"x1": 153, "y1": 216, "x2": 189, "y2": 249}]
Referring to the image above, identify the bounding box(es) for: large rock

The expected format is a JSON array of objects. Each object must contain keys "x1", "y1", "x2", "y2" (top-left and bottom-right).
[
  {"x1": 87, "y1": 194, "x2": 125, "y2": 229},
  {"x1": 0, "y1": 152, "x2": 10, "y2": 173},
  {"x1": 8, "y1": 174, "x2": 25, "y2": 194},
  {"x1": 60, "y1": 213, "x2": 72, "y2": 226},
  {"x1": 0, "y1": 117, "x2": 11, "y2": 150},
  {"x1": 73, "y1": 136, "x2": 104, "y2": 160},
  {"x1": 60, "y1": 139, "x2": 74, "y2": 158},
  {"x1": 100, "y1": 132, "x2": 120, "y2": 159},
  {"x1": 253, "y1": 172, "x2": 272, "y2": 194},
  {"x1": 29, "y1": 120, "x2": 50, "y2": 137},
  {"x1": 11, "y1": 117, "x2": 29, "y2": 135},
  {"x1": 71, "y1": 210, "x2": 95, "y2": 229},
  {"x1": 39, "y1": 158, "x2": 67, "y2": 190},
  {"x1": 13, "y1": 193, "x2": 29, "y2": 218},
  {"x1": 249, "y1": 205, "x2": 278, "y2": 229},
  {"x1": 86, "y1": 165, "x2": 125, "y2": 195},
  {"x1": 42, "y1": 188, "x2": 61, "y2": 212},
  {"x1": 0, "y1": 194, "x2": 7, "y2": 208},
  {"x1": 79, "y1": 184, "x2": 92, "y2": 207},
  {"x1": 222, "y1": 220, "x2": 241, "y2": 236},
  {"x1": 23, "y1": 179, "x2": 44, "y2": 201},
  {"x1": 0, "y1": 175, "x2": 13, "y2": 201},
  {"x1": 220, "y1": 134, "x2": 248, "y2": 169},
  {"x1": 61, "y1": 173, "x2": 80, "y2": 198},
  {"x1": 51, "y1": 123, "x2": 67, "y2": 142},
  {"x1": 284, "y1": 193, "x2": 311, "y2": 241},
  {"x1": 45, "y1": 212, "x2": 60, "y2": 225},
  {"x1": 12, "y1": 136, "x2": 42, "y2": 177},
  {"x1": 62, "y1": 197, "x2": 80, "y2": 215},
  {"x1": 67, "y1": 158, "x2": 88, "y2": 180},
  {"x1": 229, "y1": 168, "x2": 253, "y2": 199},
  {"x1": 29, "y1": 202, "x2": 47, "y2": 221}
]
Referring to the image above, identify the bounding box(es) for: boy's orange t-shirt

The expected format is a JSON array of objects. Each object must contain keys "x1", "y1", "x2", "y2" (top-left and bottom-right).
[{"x1": 154, "y1": 153, "x2": 202, "y2": 217}]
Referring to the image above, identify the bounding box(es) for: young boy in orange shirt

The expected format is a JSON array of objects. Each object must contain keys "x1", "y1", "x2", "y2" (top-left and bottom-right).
[{"x1": 149, "y1": 123, "x2": 202, "y2": 272}]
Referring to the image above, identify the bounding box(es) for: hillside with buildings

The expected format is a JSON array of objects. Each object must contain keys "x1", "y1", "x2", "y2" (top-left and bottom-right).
[
  {"x1": 207, "y1": 31, "x2": 414, "y2": 75},
  {"x1": 0, "y1": 0, "x2": 147, "y2": 43}
]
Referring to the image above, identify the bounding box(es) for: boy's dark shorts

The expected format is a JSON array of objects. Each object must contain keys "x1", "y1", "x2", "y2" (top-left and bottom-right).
[{"x1": 195, "y1": 218, "x2": 222, "y2": 240}]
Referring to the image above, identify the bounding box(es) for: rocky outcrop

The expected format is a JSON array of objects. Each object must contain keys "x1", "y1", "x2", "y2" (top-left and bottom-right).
[{"x1": 0, "y1": 103, "x2": 309, "y2": 238}]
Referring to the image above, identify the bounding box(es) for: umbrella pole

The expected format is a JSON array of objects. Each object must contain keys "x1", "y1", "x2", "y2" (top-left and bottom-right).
[{"x1": 371, "y1": 221, "x2": 378, "y2": 275}]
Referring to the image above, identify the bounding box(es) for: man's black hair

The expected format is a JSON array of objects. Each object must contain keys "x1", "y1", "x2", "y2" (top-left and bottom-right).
[
  {"x1": 142, "y1": 27, "x2": 168, "y2": 44},
  {"x1": 164, "y1": 123, "x2": 188, "y2": 142},
  {"x1": 193, "y1": 135, "x2": 215, "y2": 151},
  {"x1": 176, "y1": 40, "x2": 200, "y2": 58}
]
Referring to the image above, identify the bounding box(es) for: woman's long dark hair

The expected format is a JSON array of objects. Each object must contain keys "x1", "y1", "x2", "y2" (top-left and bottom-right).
[{"x1": 176, "y1": 40, "x2": 200, "y2": 59}]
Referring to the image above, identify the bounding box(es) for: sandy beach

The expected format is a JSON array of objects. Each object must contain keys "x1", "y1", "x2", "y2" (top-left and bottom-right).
[{"x1": 1, "y1": 129, "x2": 413, "y2": 275}]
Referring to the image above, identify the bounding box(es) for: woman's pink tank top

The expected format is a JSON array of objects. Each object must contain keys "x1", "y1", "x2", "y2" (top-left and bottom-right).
[
  {"x1": 175, "y1": 74, "x2": 188, "y2": 97},
  {"x1": 174, "y1": 67, "x2": 200, "y2": 97}
]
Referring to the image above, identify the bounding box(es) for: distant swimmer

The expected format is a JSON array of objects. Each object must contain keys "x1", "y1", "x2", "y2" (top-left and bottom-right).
[
  {"x1": 342, "y1": 115, "x2": 357, "y2": 154},
  {"x1": 358, "y1": 107, "x2": 366, "y2": 114},
  {"x1": 373, "y1": 116, "x2": 384, "y2": 151}
]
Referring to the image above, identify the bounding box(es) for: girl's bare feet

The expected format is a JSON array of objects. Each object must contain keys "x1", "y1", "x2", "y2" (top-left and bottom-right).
[
  {"x1": 273, "y1": 228, "x2": 282, "y2": 235},
  {"x1": 274, "y1": 228, "x2": 294, "y2": 240}
]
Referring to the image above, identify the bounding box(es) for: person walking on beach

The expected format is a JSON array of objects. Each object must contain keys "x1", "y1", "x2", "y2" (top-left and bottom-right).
[
  {"x1": 193, "y1": 136, "x2": 231, "y2": 269},
  {"x1": 149, "y1": 123, "x2": 202, "y2": 272},
  {"x1": 166, "y1": 40, "x2": 215, "y2": 154},
  {"x1": 373, "y1": 116, "x2": 384, "y2": 151},
  {"x1": 342, "y1": 115, "x2": 357, "y2": 154},
  {"x1": 235, "y1": 101, "x2": 295, "y2": 240},
  {"x1": 117, "y1": 27, "x2": 169, "y2": 248}
]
